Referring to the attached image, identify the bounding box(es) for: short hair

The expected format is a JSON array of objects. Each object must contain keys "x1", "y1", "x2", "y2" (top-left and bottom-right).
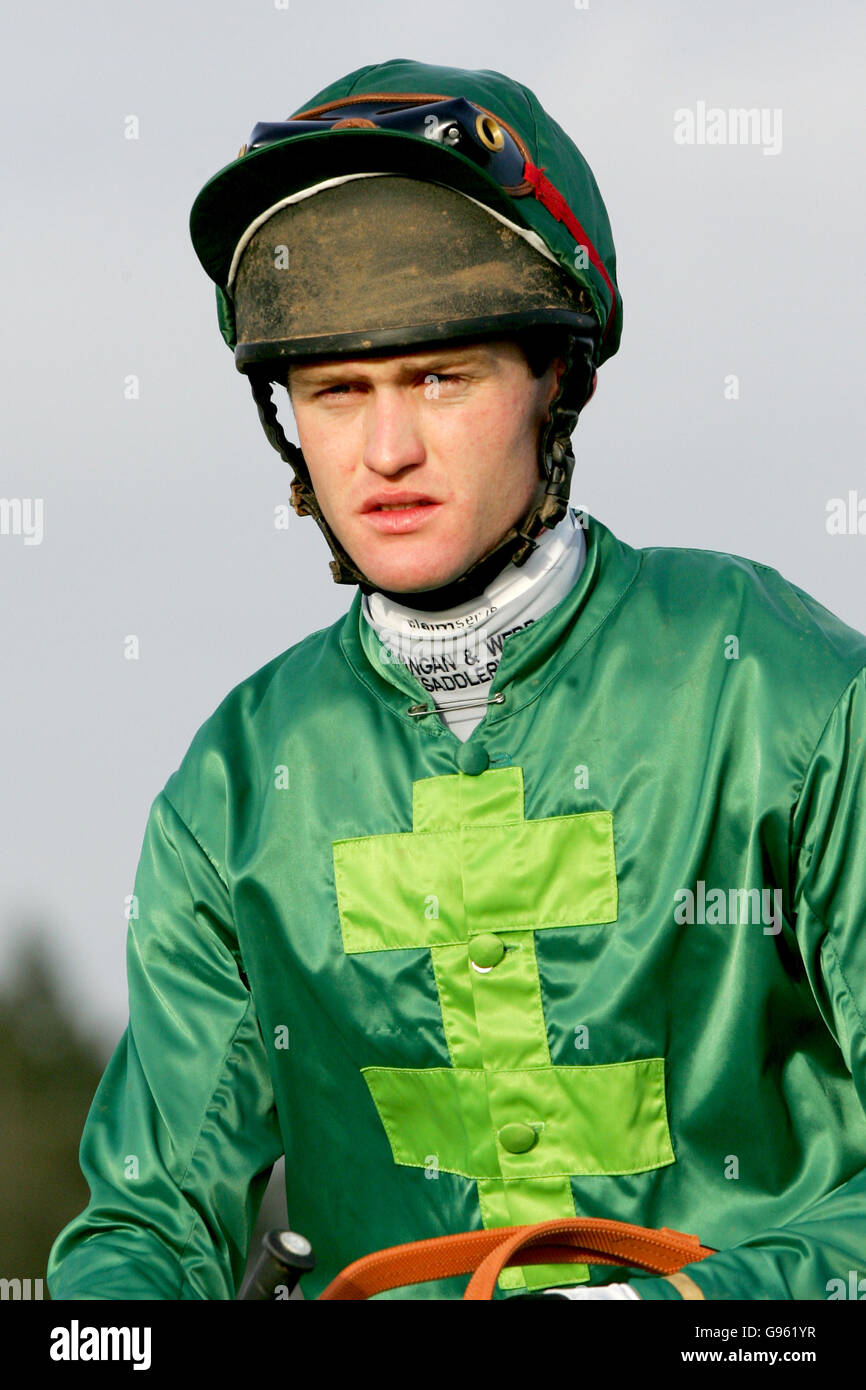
[{"x1": 512, "y1": 327, "x2": 571, "y2": 379}]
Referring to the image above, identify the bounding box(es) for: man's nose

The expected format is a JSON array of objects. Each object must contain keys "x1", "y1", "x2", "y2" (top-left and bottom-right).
[{"x1": 362, "y1": 388, "x2": 426, "y2": 475}]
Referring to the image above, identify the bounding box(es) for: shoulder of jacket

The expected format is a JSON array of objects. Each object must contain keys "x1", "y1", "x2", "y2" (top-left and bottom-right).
[
  {"x1": 635, "y1": 538, "x2": 866, "y2": 669},
  {"x1": 161, "y1": 608, "x2": 351, "y2": 831}
]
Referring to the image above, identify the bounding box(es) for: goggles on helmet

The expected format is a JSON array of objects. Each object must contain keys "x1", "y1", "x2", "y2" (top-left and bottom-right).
[{"x1": 240, "y1": 96, "x2": 530, "y2": 196}]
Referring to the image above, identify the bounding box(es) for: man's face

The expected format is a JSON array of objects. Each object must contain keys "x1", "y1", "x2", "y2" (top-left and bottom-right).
[{"x1": 286, "y1": 338, "x2": 565, "y2": 594}]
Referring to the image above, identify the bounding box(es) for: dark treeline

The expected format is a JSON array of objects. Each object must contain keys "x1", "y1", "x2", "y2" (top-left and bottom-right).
[{"x1": 0, "y1": 930, "x2": 288, "y2": 1299}]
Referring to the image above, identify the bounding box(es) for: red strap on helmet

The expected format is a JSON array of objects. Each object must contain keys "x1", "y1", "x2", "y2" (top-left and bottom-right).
[{"x1": 523, "y1": 160, "x2": 618, "y2": 350}]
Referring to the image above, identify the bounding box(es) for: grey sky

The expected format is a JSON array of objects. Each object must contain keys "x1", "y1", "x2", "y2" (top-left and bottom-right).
[{"x1": 1, "y1": 0, "x2": 864, "y2": 1052}]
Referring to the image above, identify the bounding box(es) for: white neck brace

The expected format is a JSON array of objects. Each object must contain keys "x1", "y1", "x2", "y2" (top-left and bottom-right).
[{"x1": 361, "y1": 508, "x2": 586, "y2": 741}]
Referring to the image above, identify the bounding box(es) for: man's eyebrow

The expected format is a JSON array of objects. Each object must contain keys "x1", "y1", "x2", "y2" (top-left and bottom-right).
[{"x1": 290, "y1": 349, "x2": 489, "y2": 386}]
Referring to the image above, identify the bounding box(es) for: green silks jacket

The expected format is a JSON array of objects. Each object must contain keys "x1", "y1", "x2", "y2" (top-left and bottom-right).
[{"x1": 47, "y1": 513, "x2": 866, "y2": 1301}]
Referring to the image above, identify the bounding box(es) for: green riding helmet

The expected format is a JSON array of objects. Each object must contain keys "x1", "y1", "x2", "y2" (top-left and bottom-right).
[{"x1": 189, "y1": 59, "x2": 623, "y2": 593}]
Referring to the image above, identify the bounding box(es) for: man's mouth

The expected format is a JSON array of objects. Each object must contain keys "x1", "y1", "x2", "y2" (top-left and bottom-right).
[
  {"x1": 362, "y1": 493, "x2": 440, "y2": 512},
  {"x1": 361, "y1": 497, "x2": 443, "y2": 533}
]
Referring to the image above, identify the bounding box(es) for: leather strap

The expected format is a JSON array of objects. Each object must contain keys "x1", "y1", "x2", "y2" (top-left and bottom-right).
[
  {"x1": 664, "y1": 1271, "x2": 706, "y2": 1300},
  {"x1": 463, "y1": 1219, "x2": 714, "y2": 1301},
  {"x1": 317, "y1": 1217, "x2": 716, "y2": 1300}
]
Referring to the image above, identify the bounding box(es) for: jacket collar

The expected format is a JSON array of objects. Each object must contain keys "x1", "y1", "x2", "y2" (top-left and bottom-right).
[{"x1": 339, "y1": 512, "x2": 642, "y2": 738}]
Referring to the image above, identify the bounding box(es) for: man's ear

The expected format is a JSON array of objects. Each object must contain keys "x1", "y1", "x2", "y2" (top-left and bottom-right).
[{"x1": 546, "y1": 356, "x2": 567, "y2": 409}]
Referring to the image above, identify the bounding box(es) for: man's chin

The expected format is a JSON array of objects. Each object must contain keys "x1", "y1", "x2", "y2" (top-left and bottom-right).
[
  {"x1": 355, "y1": 551, "x2": 468, "y2": 597},
  {"x1": 366, "y1": 571, "x2": 463, "y2": 597}
]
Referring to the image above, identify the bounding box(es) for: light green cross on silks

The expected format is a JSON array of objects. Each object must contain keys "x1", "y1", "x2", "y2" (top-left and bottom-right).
[{"x1": 332, "y1": 766, "x2": 675, "y2": 1290}]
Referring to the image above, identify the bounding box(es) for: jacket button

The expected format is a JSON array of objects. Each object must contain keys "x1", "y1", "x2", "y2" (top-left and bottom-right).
[
  {"x1": 498, "y1": 1122, "x2": 539, "y2": 1154},
  {"x1": 457, "y1": 743, "x2": 489, "y2": 775},
  {"x1": 469, "y1": 934, "x2": 505, "y2": 970}
]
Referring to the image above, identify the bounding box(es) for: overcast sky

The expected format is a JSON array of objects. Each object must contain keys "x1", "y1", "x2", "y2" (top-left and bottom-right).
[{"x1": 2, "y1": 0, "x2": 864, "y2": 1052}]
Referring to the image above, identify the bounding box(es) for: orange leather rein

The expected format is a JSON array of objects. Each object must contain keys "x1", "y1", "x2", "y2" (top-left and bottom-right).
[{"x1": 318, "y1": 1216, "x2": 716, "y2": 1300}]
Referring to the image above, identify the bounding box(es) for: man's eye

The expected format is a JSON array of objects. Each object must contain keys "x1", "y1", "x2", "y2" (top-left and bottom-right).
[
  {"x1": 314, "y1": 383, "x2": 368, "y2": 399},
  {"x1": 316, "y1": 375, "x2": 463, "y2": 396}
]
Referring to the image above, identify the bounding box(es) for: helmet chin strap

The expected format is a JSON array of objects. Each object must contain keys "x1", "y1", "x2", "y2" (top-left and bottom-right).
[{"x1": 246, "y1": 332, "x2": 596, "y2": 598}]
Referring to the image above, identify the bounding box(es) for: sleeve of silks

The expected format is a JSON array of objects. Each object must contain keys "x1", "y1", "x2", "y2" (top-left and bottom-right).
[
  {"x1": 46, "y1": 790, "x2": 284, "y2": 1300},
  {"x1": 635, "y1": 663, "x2": 866, "y2": 1302}
]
